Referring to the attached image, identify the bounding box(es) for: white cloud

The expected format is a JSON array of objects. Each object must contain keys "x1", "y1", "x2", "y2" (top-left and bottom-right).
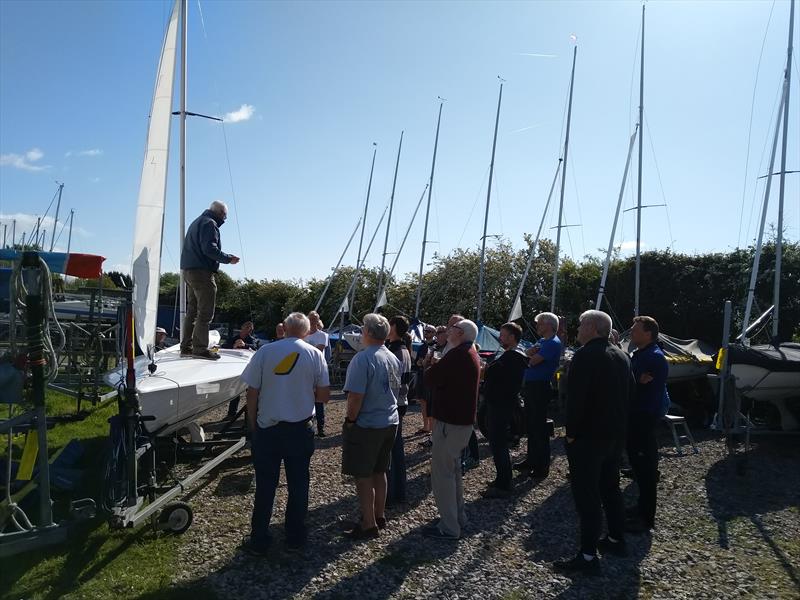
[
  {"x1": 0, "y1": 213, "x2": 91, "y2": 240},
  {"x1": 518, "y1": 52, "x2": 558, "y2": 58},
  {"x1": 0, "y1": 148, "x2": 49, "y2": 171},
  {"x1": 223, "y1": 104, "x2": 255, "y2": 123},
  {"x1": 618, "y1": 240, "x2": 647, "y2": 252},
  {"x1": 64, "y1": 151, "x2": 72, "y2": 158},
  {"x1": 78, "y1": 148, "x2": 103, "y2": 157},
  {"x1": 89, "y1": 177, "x2": 100, "y2": 183}
]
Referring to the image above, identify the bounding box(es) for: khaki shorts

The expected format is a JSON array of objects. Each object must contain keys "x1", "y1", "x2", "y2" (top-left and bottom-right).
[{"x1": 341, "y1": 424, "x2": 398, "y2": 478}]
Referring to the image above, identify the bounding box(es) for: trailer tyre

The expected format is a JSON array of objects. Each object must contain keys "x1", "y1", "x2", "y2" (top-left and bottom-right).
[{"x1": 159, "y1": 502, "x2": 193, "y2": 534}]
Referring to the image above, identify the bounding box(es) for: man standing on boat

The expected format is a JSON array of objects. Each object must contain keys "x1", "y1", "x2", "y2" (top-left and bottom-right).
[{"x1": 179, "y1": 200, "x2": 239, "y2": 360}]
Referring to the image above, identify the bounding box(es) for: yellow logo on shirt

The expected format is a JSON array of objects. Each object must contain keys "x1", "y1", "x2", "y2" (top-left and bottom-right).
[{"x1": 274, "y1": 352, "x2": 300, "y2": 375}]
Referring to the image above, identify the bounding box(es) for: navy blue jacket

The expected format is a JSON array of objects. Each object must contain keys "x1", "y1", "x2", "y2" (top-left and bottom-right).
[
  {"x1": 180, "y1": 209, "x2": 233, "y2": 272},
  {"x1": 630, "y1": 342, "x2": 670, "y2": 417}
]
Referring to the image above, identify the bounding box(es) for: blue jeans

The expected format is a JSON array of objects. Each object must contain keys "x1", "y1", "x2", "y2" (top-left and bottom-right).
[
  {"x1": 251, "y1": 420, "x2": 315, "y2": 547},
  {"x1": 387, "y1": 406, "x2": 407, "y2": 503}
]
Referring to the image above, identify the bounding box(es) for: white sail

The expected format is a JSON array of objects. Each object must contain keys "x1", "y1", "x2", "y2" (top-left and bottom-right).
[
  {"x1": 132, "y1": 0, "x2": 180, "y2": 355},
  {"x1": 509, "y1": 296, "x2": 523, "y2": 322}
]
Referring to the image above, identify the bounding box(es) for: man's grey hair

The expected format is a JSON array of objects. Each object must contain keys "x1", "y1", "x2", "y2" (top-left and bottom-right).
[
  {"x1": 284, "y1": 312, "x2": 310, "y2": 336},
  {"x1": 363, "y1": 313, "x2": 391, "y2": 341},
  {"x1": 579, "y1": 310, "x2": 613, "y2": 339},
  {"x1": 456, "y1": 319, "x2": 479, "y2": 343},
  {"x1": 209, "y1": 200, "x2": 228, "y2": 216},
  {"x1": 534, "y1": 311, "x2": 559, "y2": 332}
]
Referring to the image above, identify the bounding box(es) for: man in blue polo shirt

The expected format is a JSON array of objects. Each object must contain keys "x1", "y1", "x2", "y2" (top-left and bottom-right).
[
  {"x1": 514, "y1": 311, "x2": 562, "y2": 479},
  {"x1": 626, "y1": 315, "x2": 669, "y2": 533}
]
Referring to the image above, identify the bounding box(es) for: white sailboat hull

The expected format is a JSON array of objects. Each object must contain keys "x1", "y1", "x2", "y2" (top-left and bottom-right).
[
  {"x1": 106, "y1": 343, "x2": 253, "y2": 436},
  {"x1": 730, "y1": 363, "x2": 800, "y2": 401}
]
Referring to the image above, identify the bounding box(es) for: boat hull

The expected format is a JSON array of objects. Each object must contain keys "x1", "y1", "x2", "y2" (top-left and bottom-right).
[{"x1": 105, "y1": 344, "x2": 254, "y2": 436}]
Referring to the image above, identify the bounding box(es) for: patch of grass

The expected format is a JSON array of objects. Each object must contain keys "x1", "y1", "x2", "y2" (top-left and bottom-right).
[{"x1": 1, "y1": 391, "x2": 208, "y2": 600}]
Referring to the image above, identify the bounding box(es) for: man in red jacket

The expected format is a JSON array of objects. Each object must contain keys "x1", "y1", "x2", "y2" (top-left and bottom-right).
[{"x1": 422, "y1": 318, "x2": 480, "y2": 540}]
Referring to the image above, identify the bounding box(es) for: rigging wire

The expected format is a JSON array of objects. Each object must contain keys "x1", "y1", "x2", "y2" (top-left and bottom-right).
[
  {"x1": 738, "y1": 0, "x2": 777, "y2": 249},
  {"x1": 196, "y1": 0, "x2": 254, "y2": 319},
  {"x1": 568, "y1": 154, "x2": 587, "y2": 257},
  {"x1": 456, "y1": 165, "x2": 490, "y2": 248},
  {"x1": 643, "y1": 112, "x2": 675, "y2": 252}
]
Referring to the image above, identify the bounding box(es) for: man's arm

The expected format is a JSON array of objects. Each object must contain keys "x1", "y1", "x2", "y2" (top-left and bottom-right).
[
  {"x1": 246, "y1": 387, "x2": 259, "y2": 432},
  {"x1": 345, "y1": 392, "x2": 365, "y2": 422},
  {"x1": 315, "y1": 385, "x2": 331, "y2": 405},
  {"x1": 528, "y1": 354, "x2": 545, "y2": 367},
  {"x1": 200, "y1": 221, "x2": 236, "y2": 264}
]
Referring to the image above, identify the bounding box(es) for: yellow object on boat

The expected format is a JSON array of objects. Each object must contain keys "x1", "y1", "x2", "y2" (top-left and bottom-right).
[
  {"x1": 716, "y1": 348, "x2": 726, "y2": 371},
  {"x1": 17, "y1": 431, "x2": 39, "y2": 481}
]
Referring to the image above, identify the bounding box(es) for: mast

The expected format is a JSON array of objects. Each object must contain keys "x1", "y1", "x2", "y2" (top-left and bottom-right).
[
  {"x1": 376, "y1": 183, "x2": 429, "y2": 312},
  {"x1": 772, "y1": 0, "x2": 794, "y2": 340},
  {"x1": 11, "y1": 220, "x2": 15, "y2": 249},
  {"x1": 50, "y1": 182, "x2": 63, "y2": 252},
  {"x1": 550, "y1": 45, "x2": 577, "y2": 313},
  {"x1": 178, "y1": 0, "x2": 188, "y2": 329},
  {"x1": 376, "y1": 131, "x2": 404, "y2": 308},
  {"x1": 634, "y1": 3, "x2": 645, "y2": 317},
  {"x1": 476, "y1": 79, "x2": 504, "y2": 324},
  {"x1": 314, "y1": 216, "x2": 362, "y2": 313},
  {"x1": 348, "y1": 143, "x2": 377, "y2": 320},
  {"x1": 415, "y1": 100, "x2": 444, "y2": 319},
  {"x1": 66, "y1": 210, "x2": 74, "y2": 255},
  {"x1": 596, "y1": 125, "x2": 639, "y2": 310},
  {"x1": 741, "y1": 86, "x2": 787, "y2": 342},
  {"x1": 508, "y1": 159, "x2": 562, "y2": 322}
]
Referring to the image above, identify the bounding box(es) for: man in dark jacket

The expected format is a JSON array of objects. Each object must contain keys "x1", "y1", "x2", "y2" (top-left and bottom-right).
[
  {"x1": 422, "y1": 319, "x2": 480, "y2": 540},
  {"x1": 626, "y1": 315, "x2": 669, "y2": 533},
  {"x1": 179, "y1": 201, "x2": 239, "y2": 360},
  {"x1": 554, "y1": 310, "x2": 631, "y2": 575},
  {"x1": 483, "y1": 322, "x2": 527, "y2": 498}
]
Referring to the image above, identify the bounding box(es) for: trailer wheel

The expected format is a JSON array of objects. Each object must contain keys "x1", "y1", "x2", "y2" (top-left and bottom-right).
[{"x1": 159, "y1": 502, "x2": 193, "y2": 534}]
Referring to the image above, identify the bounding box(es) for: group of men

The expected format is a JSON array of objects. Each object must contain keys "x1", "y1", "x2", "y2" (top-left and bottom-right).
[{"x1": 178, "y1": 201, "x2": 669, "y2": 572}]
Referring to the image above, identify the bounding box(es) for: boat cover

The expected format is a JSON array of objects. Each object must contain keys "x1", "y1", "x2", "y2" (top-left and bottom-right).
[
  {"x1": 728, "y1": 342, "x2": 800, "y2": 373},
  {"x1": 656, "y1": 333, "x2": 716, "y2": 365}
]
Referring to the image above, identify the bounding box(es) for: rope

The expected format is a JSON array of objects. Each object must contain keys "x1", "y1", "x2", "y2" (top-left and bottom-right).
[
  {"x1": 738, "y1": 0, "x2": 777, "y2": 249},
  {"x1": 643, "y1": 112, "x2": 675, "y2": 252}
]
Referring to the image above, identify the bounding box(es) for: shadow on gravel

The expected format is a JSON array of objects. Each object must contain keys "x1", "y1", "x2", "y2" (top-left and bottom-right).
[
  {"x1": 705, "y1": 436, "x2": 800, "y2": 592},
  {"x1": 523, "y1": 482, "x2": 652, "y2": 599}
]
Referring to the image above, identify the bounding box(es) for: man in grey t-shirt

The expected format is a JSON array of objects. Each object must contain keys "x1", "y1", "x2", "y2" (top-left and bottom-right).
[{"x1": 341, "y1": 313, "x2": 400, "y2": 540}]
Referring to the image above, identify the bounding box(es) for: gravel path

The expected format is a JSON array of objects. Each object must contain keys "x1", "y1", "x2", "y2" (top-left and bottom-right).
[{"x1": 171, "y1": 391, "x2": 800, "y2": 599}]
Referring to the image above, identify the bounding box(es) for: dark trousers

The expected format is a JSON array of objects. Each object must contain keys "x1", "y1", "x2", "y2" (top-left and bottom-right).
[
  {"x1": 251, "y1": 421, "x2": 315, "y2": 547},
  {"x1": 181, "y1": 269, "x2": 216, "y2": 352},
  {"x1": 387, "y1": 406, "x2": 407, "y2": 503},
  {"x1": 566, "y1": 438, "x2": 626, "y2": 556},
  {"x1": 523, "y1": 380, "x2": 551, "y2": 474},
  {"x1": 461, "y1": 430, "x2": 479, "y2": 464},
  {"x1": 627, "y1": 413, "x2": 659, "y2": 527},
  {"x1": 487, "y1": 403, "x2": 513, "y2": 489},
  {"x1": 315, "y1": 402, "x2": 325, "y2": 432}
]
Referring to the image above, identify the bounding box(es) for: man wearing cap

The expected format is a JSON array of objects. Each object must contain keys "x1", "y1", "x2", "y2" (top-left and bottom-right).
[
  {"x1": 155, "y1": 327, "x2": 168, "y2": 352},
  {"x1": 422, "y1": 318, "x2": 481, "y2": 540}
]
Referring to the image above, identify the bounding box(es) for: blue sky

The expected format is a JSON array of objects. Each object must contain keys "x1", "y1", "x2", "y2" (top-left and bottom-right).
[{"x1": 1, "y1": 0, "x2": 797, "y2": 284}]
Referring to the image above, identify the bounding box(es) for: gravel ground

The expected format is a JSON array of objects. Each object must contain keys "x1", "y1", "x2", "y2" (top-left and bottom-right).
[{"x1": 169, "y1": 390, "x2": 800, "y2": 599}]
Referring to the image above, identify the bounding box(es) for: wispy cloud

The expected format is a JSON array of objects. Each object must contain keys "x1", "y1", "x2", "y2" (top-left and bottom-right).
[
  {"x1": 518, "y1": 52, "x2": 558, "y2": 58},
  {"x1": 223, "y1": 104, "x2": 255, "y2": 123},
  {"x1": 0, "y1": 213, "x2": 91, "y2": 239},
  {"x1": 89, "y1": 177, "x2": 100, "y2": 183},
  {"x1": 65, "y1": 148, "x2": 103, "y2": 158},
  {"x1": 0, "y1": 148, "x2": 49, "y2": 171},
  {"x1": 509, "y1": 124, "x2": 543, "y2": 134}
]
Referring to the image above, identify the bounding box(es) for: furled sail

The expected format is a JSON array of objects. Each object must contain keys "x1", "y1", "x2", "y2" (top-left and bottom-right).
[{"x1": 132, "y1": 0, "x2": 180, "y2": 355}]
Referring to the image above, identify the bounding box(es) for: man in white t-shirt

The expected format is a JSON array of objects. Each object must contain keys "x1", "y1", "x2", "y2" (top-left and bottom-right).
[
  {"x1": 305, "y1": 310, "x2": 330, "y2": 437},
  {"x1": 240, "y1": 312, "x2": 330, "y2": 555}
]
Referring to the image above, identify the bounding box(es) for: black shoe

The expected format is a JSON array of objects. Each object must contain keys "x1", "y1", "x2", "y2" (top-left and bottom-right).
[
  {"x1": 421, "y1": 524, "x2": 459, "y2": 540},
  {"x1": 597, "y1": 536, "x2": 628, "y2": 557},
  {"x1": 376, "y1": 516, "x2": 387, "y2": 530},
  {"x1": 344, "y1": 525, "x2": 380, "y2": 540},
  {"x1": 242, "y1": 536, "x2": 270, "y2": 556},
  {"x1": 285, "y1": 541, "x2": 305, "y2": 553},
  {"x1": 624, "y1": 516, "x2": 654, "y2": 534},
  {"x1": 483, "y1": 486, "x2": 511, "y2": 499},
  {"x1": 192, "y1": 349, "x2": 220, "y2": 361},
  {"x1": 317, "y1": 430, "x2": 326, "y2": 438},
  {"x1": 180, "y1": 348, "x2": 193, "y2": 357},
  {"x1": 553, "y1": 553, "x2": 600, "y2": 575},
  {"x1": 513, "y1": 460, "x2": 533, "y2": 472},
  {"x1": 529, "y1": 470, "x2": 549, "y2": 480},
  {"x1": 621, "y1": 467, "x2": 636, "y2": 479}
]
